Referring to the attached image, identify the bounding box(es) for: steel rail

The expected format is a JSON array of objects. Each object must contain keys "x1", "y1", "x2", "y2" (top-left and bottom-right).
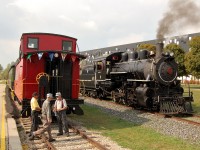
[
  {"x1": 41, "y1": 135, "x2": 57, "y2": 150},
  {"x1": 151, "y1": 112, "x2": 200, "y2": 127},
  {"x1": 69, "y1": 124, "x2": 109, "y2": 150}
]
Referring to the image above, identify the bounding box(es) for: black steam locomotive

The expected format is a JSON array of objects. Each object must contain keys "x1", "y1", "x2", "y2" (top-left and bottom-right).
[{"x1": 80, "y1": 43, "x2": 193, "y2": 114}]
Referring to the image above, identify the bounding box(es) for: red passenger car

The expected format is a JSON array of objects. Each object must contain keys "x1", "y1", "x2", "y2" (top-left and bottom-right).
[{"x1": 8, "y1": 33, "x2": 85, "y2": 117}]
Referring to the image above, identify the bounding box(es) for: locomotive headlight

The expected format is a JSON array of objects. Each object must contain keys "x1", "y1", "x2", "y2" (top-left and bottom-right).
[{"x1": 170, "y1": 52, "x2": 174, "y2": 57}]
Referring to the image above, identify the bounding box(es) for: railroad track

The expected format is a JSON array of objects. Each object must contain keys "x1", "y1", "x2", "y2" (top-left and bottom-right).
[
  {"x1": 19, "y1": 117, "x2": 109, "y2": 150},
  {"x1": 8, "y1": 92, "x2": 105, "y2": 150},
  {"x1": 9, "y1": 91, "x2": 122, "y2": 150},
  {"x1": 20, "y1": 118, "x2": 56, "y2": 150},
  {"x1": 151, "y1": 112, "x2": 200, "y2": 127}
]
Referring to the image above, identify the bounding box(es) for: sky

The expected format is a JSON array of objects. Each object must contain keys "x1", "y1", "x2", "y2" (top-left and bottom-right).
[{"x1": 0, "y1": 0, "x2": 200, "y2": 68}]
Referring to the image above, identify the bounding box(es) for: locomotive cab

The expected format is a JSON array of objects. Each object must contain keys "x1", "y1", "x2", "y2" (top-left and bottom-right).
[{"x1": 79, "y1": 52, "x2": 122, "y2": 98}]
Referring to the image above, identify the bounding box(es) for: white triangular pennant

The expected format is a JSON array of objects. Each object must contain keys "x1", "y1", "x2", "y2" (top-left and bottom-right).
[
  {"x1": 37, "y1": 52, "x2": 43, "y2": 60},
  {"x1": 61, "y1": 53, "x2": 67, "y2": 61}
]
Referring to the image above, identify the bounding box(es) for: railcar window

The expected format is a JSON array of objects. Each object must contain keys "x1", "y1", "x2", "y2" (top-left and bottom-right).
[
  {"x1": 63, "y1": 41, "x2": 72, "y2": 51},
  {"x1": 28, "y1": 38, "x2": 38, "y2": 49}
]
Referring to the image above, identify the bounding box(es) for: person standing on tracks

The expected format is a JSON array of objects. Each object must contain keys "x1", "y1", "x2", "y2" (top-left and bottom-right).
[
  {"x1": 54, "y1": 92, "x2": 69, "y2": 136},
  {"x1": 29, "y1": 92, "x2": 41, "y2": 136},
  {"x1": 29, "y1": 93, "x2": 56, "y2": 142}
]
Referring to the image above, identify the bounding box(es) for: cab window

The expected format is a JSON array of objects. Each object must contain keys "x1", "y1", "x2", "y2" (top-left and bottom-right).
[
  {"x1": 28, "y1": 38, "x2": 38, "y2": 49},
  {"x1": 97, "y1": 61, "x2": 103, "y2": 70},
  {"x1": 63, "y1": 41, "x2": 72, "y2": 51}
]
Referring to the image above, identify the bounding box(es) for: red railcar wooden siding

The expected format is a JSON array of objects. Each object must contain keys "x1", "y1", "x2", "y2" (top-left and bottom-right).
[
  {"x1": 14, "y1": 33, "x2": 80, "y2": 101},
  {"x1": 21, "y1": 33, "x2": 77, "y2": 54}
]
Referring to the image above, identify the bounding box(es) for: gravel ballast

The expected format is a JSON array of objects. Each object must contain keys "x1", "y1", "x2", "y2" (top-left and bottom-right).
[{"x1": 83, "y1": 97, "x2": 200, "y2": 145}]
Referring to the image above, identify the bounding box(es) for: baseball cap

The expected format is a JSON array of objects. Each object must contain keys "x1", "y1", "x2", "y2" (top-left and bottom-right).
[
  {"x1": 56, "y1": 92, "x2": 61, "y2": 97},
  {"x1": 47, "y1": 93, "x2": 53, "y2": 98}
]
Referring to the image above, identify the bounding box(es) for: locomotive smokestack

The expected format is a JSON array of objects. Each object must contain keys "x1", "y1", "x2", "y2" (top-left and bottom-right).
[{"x1": 156, "y1": 42, "x2": 164, "y2": 60}]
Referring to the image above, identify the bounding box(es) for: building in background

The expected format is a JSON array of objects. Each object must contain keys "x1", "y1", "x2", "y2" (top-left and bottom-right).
[
  {"x1": 80, "y1": 32, "x2": 200, "y2": 84},
  {"x1": 81, "y1": 32, "x2": 200, "y2": 57}
]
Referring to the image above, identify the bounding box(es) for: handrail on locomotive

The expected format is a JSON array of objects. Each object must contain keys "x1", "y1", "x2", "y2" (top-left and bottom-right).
[{"x1": 79, "y1": 42, "x2": 193, "y2": 114}]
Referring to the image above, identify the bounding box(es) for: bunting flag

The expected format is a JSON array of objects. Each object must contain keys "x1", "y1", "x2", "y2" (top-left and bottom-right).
[
  {"x1": 71, "y1": 55, "x2": 77, "y2": 62},
  {"x1": 61, "y1": 53, "x2": 67, "y2": 61},
  {"x1": 27, "y1": 54, "x2": 32, "y2": 62},
  {"x1": 54, "y1": 53, "x2": 59, "y2": 58},
  {"x1": 37, "y1": 52, "x2": 43, "y2": 60},
  {"x1": 48, "y1": 52, "x2": 54, "y2": 61}
]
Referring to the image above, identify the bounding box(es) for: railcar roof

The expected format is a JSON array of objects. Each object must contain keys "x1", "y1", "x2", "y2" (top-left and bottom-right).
[{"x1": 21, "y1": 32, "x2": 77, "y2": 40}]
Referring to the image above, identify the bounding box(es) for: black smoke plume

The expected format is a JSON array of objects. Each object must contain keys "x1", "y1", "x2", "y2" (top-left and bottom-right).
[{"x1": 156, "y1": 0, "x2": 200, "y2": 39}]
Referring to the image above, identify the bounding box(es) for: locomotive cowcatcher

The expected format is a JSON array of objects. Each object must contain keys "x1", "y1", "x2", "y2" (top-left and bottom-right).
[{"x1": 8, "y1": 33, "x2": 85, "y2": 117}]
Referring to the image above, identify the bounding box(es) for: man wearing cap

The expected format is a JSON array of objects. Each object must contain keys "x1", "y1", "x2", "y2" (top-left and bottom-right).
[
  {"x1": 29, "y1": 92, "x2": 41, "y2": 136},
  {"x1": 29, "y1": 93, "x2": 56, "y2": 142},
  {"x1": 54, "y1": 92, "x2": 69, "y2": 136}
]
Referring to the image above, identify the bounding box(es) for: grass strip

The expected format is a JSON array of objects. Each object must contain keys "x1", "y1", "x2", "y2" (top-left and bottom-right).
[
  {"x1": 182, "y1": 84, "x2": 200, "y2": 115},
  {"x1": 69, "y1": 105, "x2": 200, "y2": 150}
]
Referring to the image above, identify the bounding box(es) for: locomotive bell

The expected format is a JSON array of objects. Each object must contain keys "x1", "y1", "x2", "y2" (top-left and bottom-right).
[{"x1": 128, "y1": 51, "x2": 138, "y2": 61}]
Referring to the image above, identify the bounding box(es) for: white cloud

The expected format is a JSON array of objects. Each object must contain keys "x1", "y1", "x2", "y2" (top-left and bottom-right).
[
  {"x1": 82, "y1": 21, "x2": 98, "y2": 30},
  {"x1": 108, "y1": 33, "x2": 145, "y2": 46},
  {"x1": 0, "y1": 39, "x2": 19, "y2": 68},
  {"x1": 0, "y1": 0, "x2": 200, "y2": 68},
  {"x1": 58, "y1": 15, "x2": 74, "y2": 23}
]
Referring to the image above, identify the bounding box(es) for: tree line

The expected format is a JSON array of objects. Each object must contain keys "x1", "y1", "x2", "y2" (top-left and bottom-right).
[
  {"x1": 0, "y1": 62, "x2": 15, "y2": 80},
  {"x1": 137, "y1": 36, "x2": 200, "y2": 79}
]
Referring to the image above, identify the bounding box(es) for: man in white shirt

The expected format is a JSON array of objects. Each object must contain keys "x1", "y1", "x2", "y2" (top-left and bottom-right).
[{"x1": 54, "y1": 92, "x2": 69, "y2": 136}]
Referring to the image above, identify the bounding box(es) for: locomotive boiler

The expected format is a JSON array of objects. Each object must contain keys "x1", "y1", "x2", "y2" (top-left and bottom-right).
[{"x1": 80, "y1": 43, "x2": 193, "y2": 114}]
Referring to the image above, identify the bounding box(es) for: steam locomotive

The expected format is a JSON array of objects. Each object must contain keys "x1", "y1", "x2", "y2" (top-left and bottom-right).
[{"x1": 80, "y1": 43, "x2": 193, "y2": 114}]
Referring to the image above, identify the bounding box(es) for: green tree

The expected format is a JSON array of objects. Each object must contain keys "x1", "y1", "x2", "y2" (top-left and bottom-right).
[
  {"x1": 164, "y1": 43, "x2": 186, "y2": 76},
  {"x1": 0, "y1": 64, "x2": 3, "y2": 80},
  {"x1": 0, "y1": 64, "x2": 3, "y2": 72},
  {"x1": 0, "y1": 62, "x2": 15, "y2": 80},
  {"x1": 137, "y1": 43, "x2": 156, "y2": 53},
  {"x1": 185, "y1": 36, "x2": 200, "y2": 78}
]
